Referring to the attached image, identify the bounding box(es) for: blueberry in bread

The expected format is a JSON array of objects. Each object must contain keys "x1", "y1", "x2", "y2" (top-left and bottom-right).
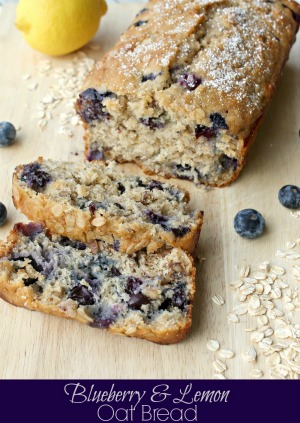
[
  {"x1": 12, "y1": 158, "x2": 203, "y2": 254},
  {"x1": 75, "y1": 0, "x2": 300, "y2": 187},
  {"x1": 0, "y1": 223, "x2": 195, "y2": 344}
]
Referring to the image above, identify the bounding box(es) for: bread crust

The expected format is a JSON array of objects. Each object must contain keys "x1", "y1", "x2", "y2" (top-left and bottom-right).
[
  {"x1": 0, "y1": 225, "x2": 196, "y2": 345},
  {"x1": 12, "y1": 159, "x2": 203, "y2": 255}
]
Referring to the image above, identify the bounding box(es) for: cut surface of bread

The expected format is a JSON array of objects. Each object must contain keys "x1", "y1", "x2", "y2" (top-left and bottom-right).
[
  {"x1": 0, "y1": 223, "x2": 196, "y2": 344},
  {"x1": 13, "y1": 158, "x2": 203, "y2": 254},
  {"x1": 75, "y1": 0, "x2": 300, "y2": 187}
]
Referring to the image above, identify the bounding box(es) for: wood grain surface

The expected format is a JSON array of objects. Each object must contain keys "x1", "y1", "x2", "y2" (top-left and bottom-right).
[{"x1": 0, "y1": 3, "x2": 299, "y2": 379}]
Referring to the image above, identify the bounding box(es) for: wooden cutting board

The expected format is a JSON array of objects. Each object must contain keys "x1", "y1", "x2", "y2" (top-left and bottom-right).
[{"x1": 0, "y1": 3, "x2": 299, "y2": 379}]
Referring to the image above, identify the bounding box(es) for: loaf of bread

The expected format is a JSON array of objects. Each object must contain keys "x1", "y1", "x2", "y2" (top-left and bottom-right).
[
  {"x1": 0, "y1": 223, "x2": 196, "y2": 344},
  {"x1": 12, "y1": 158, "x2": 203, "y2": 254},
  {"x1": 75, "y1": 0, "x2": 300, "y2": 187}
]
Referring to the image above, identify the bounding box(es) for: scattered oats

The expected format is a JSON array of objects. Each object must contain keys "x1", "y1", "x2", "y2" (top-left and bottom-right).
[
  {"x1": 284, "y1": 295, "x2": 292, "y2": 303},
  {"x1": 22, "y1": 73, "x2": 31, "y2": 80},
  {"x1": 207, "y1": 339, "x2": 220, "y2": 352},
  {"x1": 248, "y1": 296, "x2": 260, "y2": 310},
  {"x1": 285, "y1": 302, "x2": 295, "y2": 311},
  {"x1": 28, "y1": 82, "x2": 38, "y2": 91},
  {"x1": 270, "y1": 288, "x2": 282, "y2": 299},
  {"x1": 71, "y1": 115, "x2": 80, "y2": 126},
  {"x1": 264, "y1": 328, "x2": 274, "y2": 337},
  {"x1": 259, "y1": 262, "x2": 270, "y2": 272},
  {"x1": 276, "y1": 250, "x2": 286, "y2": 258},
  {"x1": 42, "y1": 94, "x2": 56, "y2": 104},
  {"x1": 286, "y1": 241, "x2": 296, "y2": 249},
  {"x1": 243, "y1": 346, "x2": 257, "y2": 362},
  {"x1": 270, "y1": 266, "x2": 286, "y2": 276},
  {"x1": 219, "y1": 349, "x2": 235, "y2": 359},
  {"x1": 212, "y1": 294, "x2": 225, "y2": 306},
  {"x1": 275, "y1": 326, "x2": 293, "y2": 339},
  {"x1": 58, "y1": 126, "x2": 73, "y2": 137},
  {"x1": 233, "y1": 304, "x2": 248, "y2": 315},
  {"x1": 267, "y1": 352, "x2": 281, "y2": 366},
  {"x1": 260, "y1": 337, "x2": 272, "y2": 347},
  {"x1": 238, "y1": 294, "x2": 247, "y2": 302},
  {"x1": 212, "y1": 359, "x2": 227, "y2": 373},
  {"x1": 213, "y1": 373, "x2": 227, "y2": 380},
  {"x1": 37, "y1": 119, "x2": 47, "y2": 129},
  {"x1": 253, "y1": 271, "x2": 267, "y2": 280},
  {"x1": 242, "y1": 278, "x2": 258, "y2": 284},
  {"x1": 229, "y1": 280, "x2": 243, "y2": 289},
  {"x1": 251, "y1": 369, "x2": 264, "y2": 379},
  {"x1": 263, "y1": 285, "x2": 272, "y2": 295},
  {"x1": 227, "y1": 312, "x2": 239, "y2": 323},
  {"x1": 257, "y1": 315, "x2": 268, "y2": 326},
  {"x1": 88, "y1": 42, "x2": 101, "y2": 50},
  {"x1": 278, "y1": 280, "x2": 289, "y2": 289},
  {"x1": 239, "y1": 265, "x2": 250, "y2": 278},
  {"x1": 245, "y1": 326, "x2": 257, "y2": 332},
  {"x1": 249, "y1": 306, "x2": 267, "y2": 317},
  {"x1": 33, "y1": 111, "x2": 45, "y2": 119},
  {"x1": 255, "y1": 283, "x2": 264, "y2": 295},
  {"x1": 251, "y1": 331, "x2": 264, "y2": 343},
  {"x1": 290, "y1": 211, "x2": 300, "y2": 218},
  {"x1": 240, "y1": 284, "x2": 256, "y2": 295}
]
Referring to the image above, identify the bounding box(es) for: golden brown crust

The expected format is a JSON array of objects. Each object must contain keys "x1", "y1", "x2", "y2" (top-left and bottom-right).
[
  {"x1": 0, "y1": 225, "x2": 196, "y2": 345},
  {"x1": 12, "y1": 159, "x2": 203, "y2": 255}
]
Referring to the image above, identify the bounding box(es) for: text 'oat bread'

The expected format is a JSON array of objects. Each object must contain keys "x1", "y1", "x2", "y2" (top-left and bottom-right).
[
  {"x1": 13, "y1": 158, "x2": 203, "y2": 254},
  {"x1": 0, "y1": 223, "x2": 196, "y2": 344},
  {"x1": 75, "y1": 0, "x2": 300, "y2": 187}
]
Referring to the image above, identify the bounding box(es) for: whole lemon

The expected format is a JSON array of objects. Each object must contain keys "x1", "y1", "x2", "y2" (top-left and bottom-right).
[{"x1": 16, "y1": 0, "x2": 107, "y2": 56}]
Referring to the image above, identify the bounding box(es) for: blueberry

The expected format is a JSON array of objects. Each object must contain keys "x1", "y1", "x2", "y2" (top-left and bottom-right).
[
  {"x1": 160, "y1": 285, "x2": 187, "y2": 310},
  {"x1": 23, "y1": 278, "x2": 38, "y2": 287},
  {"x1": 0, "y1": 202, "x2": 7, "y2": 226},
  {"x1": 136, "y1": 7, "x2": 148, "y2": 17},
  {"x1": 15, "y1": 222, "x2": 44, "y2": 237},
  {"x1": 59, "y1": 236, "x2": 86, "y2": 250},
  {"x1": 0, "y1": 122, "x2": 16, "y2": 147},
  {"x1": 117, "y1": 182, "x2": 125, "y2": 194},
  {"x1": 113, "y1": 240, "x2": 120, "y2": 251},
  {"x1": 21, "y1": 162, "x2": 52, "y2": 191},
  {"x1": 219, "y1": 154, "x2": 238, "y2": 171},
  {"x1": 143, "y1": 210, "x2": 169, "y2": 225},
  {"x1": 69, "y1": 285, "x2": 95, "y2": 306},
  {"x1": 170, "y1": 226, "x2": 190, "y2": 238},
  {"x1": 210, "y1": 113, "x2": 229, "y2": 130},
  {"x1": 128, "y1": 293, "x2": 150, "y2": 309},
  {"x1": 76, "y1": 89, "x2": 114, "y2": 123},
  {"x1": 278, "y1": 185, "x2": 300, "y2": 209},
  {"x1": 234, "y1": 209, "x2": 265, "y2": 239},
  {"x1": 141, "y1": 73, "x2": 158, "y2": 82},
  {"x1": 86, "y1": 147, "x2": 103, "y2": 161},
  {"x1": 195, "y1": 125, "x2": 216, "y2": 139},
  {"x1": 147, "y1": 180, "x2": 163, "y2": 191},
  {"x1": 178, "y1": 73, "x2": 202, "y2": 91},
  {"x1": 140, "y1": 117, "x2": 164, "y2": 130},
  {"x1": 172, "y1": 163, "x2": 194, "y2": 181},
  {"x1": 134, "y1": 20, "x2": 148, "y2": 27},
  {"x1": 126, "y1": 276, "x2": 143, "y2": 294}
]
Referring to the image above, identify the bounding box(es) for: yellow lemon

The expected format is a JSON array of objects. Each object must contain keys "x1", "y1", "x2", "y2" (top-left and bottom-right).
[{"x1": 16, "y1": 0, "x2": 107, "y2": 56}]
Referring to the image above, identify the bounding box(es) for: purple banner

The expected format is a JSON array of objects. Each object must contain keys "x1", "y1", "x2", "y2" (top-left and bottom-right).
[{"x1": 0, "y1": 380, "x2": 298, "y2": 422}]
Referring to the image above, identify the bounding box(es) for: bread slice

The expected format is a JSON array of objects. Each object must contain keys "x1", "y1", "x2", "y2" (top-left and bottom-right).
[
  {"x1": 0, "y1": 223, "x2": 196, "y2": 344},
  {"x1": 12, "y1": 158, "x2": 203, "y2": 254}
]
